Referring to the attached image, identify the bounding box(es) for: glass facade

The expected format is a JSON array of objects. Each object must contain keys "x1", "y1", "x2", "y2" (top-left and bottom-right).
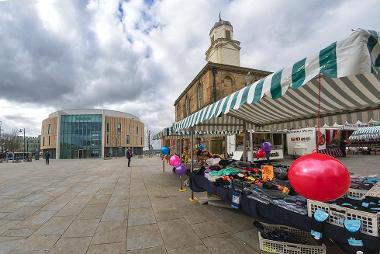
[{"x1": 60, "y1": 114, "x2": 102, "y2": 159}]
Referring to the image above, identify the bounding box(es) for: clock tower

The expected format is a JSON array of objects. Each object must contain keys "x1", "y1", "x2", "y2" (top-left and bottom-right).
[{"x1": 205, "y1": 16, "x2": 241, "y2": 66}]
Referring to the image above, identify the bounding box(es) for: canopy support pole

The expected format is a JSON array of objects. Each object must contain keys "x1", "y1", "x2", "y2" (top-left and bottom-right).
[
  {"x1": 243, "y1": 121, "x2": 247, "y2": 162},
  {"x1": 162, "y1": 138, "x2": 165, "y2": 173},
  {"x1": 189, "y1": 127, "x2": 197, "y2": 202},
  {"x1": 249, "y1": 130, "x2": 253, "y2": 162}
]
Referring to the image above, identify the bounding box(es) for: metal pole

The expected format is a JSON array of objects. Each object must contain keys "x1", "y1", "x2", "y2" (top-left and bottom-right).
[
  {"x1": 0, "y1": 121, "x2": 2, "y2": 153},
  {"x1": 162, "y1": 156, "x2": 165, "y2": 173},
  {"x1": 242, "y1": 121, "x2": 247, "y2": 161},
  {"x1": 249, "y1": 130, "x2": 253, "y2": 162},
  {"x1": 148, "y1": 130, "x2": 151, "y2": 151},
  {"x1": 23, "y1": 128, "x2": 25, "y2": 160},
  {"x1": 190, "y1": 127, "x2": 196, "y2": 201}
]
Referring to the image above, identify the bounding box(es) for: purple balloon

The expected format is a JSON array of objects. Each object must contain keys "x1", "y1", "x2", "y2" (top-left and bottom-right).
[
  {"x1": 262, "y1": 142, "x2": 272, "y2": 152},
  {"x1": 175, "y1": 164, "x2": 187, "y2": 176}
]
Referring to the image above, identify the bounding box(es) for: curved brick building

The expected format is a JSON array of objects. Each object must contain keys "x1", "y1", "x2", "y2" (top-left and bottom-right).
[{"x1": 40, "y1": 109, "x2": 144, "y2": 159}]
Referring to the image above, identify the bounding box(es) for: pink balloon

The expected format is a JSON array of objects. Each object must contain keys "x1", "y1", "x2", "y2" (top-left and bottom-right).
[
  {"x1": 288, "y1": 153, "x2": 350, "y2": 202},
  {"x1": 169, "y1": 155, "x2": 181, "y2": 167}
]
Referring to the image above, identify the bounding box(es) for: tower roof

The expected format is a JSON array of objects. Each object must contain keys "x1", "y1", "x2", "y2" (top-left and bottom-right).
[{"x1": 209, "y1": 16, "x2": 232, "y2": 35}]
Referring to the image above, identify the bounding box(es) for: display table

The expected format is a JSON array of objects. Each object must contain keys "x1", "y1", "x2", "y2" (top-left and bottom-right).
[{"x1": 190, "y1": 174, "x2": 380, "y2": 253}]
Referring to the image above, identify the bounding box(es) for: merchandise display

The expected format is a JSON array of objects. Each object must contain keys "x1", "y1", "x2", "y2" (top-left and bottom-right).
[
  {"x1": 193, "y1": 160, "x2": 306, "y2": 214},
  {"x1": 190, "y1": 159, "x2": 380, "y2": 253}
]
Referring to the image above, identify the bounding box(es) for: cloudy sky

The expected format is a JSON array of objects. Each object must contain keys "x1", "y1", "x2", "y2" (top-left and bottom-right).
[{"x1": 0, "y1": 0, "x2": 379, "y2": 137}]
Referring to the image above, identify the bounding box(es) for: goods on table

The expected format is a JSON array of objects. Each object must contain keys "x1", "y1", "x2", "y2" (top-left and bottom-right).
[
  {"x1": 307, "y1": 182, "x2": 380, "y2": 237},
  {"x1": 194, "y1": 160, "x2": 308, "y2": 215}
]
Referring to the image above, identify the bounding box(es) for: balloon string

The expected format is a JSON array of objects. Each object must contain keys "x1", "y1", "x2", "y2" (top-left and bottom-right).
[{"x1": 316, "y1": 74, "x2": 321, "y2": 153}]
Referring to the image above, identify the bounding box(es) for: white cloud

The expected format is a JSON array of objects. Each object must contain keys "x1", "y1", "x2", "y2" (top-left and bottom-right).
[{"x1": 0, "y1": 0, "x2": 379, "y2": 138}]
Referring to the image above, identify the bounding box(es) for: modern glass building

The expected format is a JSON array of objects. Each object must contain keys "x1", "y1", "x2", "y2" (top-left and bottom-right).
[
  {"x1": 59, "y1": 114, "x2": 102, "y2": 159},
  {"x1": 41, "y1": 109, "x2": 144, "y2": 159}
]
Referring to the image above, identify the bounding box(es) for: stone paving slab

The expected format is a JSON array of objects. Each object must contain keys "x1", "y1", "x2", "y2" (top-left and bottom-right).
[
  {"x1": 158, "y1": 218, "x2": 203, "y2": 251},
  {"x1": 91, "y1": 221, "x2": 126, "y2": 245},
  {"x1": 167, "y1": 245, "x2": 211, "y2": 254},
  {"x1": 0, "y1": 156, "x2": 370, "y2": 253},
  {"x1": 128, "y1": 208, "x2": 156, "y2": 227},
  {"x1": 62, "y1": 219, "x2": 99, "y2": 238},
  {"x1": 87, "y1": 242, "x2": 126, "y2": 254},
  {"x1": 126, "y1": 224, "x2": 163, "y2": 251},
  {"x1": 49, "y1": 237, "x2": 92, "y2": 254}
]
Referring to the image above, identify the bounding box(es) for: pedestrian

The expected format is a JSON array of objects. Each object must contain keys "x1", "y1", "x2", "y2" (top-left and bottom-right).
[
  {"x1": 45, "y1": 151, "x2": 50, "y2": 165},
  {"x1": 340, "y1": 139, "x2": 347, "y2": 157},
  {"x1": 126, "y1": 148, "x2": 132, "y2": 167}
]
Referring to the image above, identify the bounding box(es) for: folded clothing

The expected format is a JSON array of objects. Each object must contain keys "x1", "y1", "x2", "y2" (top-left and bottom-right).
[
  {"x1": 331, "y1": 196, "x2": 380, "y2": 213},
  {"x1": 245, "y1": 186, "x2": 307, "y2": 215},
  {"x1": 219, "y1": 159, "x2": 234, "y2": 167},
  {"x1": 350, "y1": 175, "x2": 379, "y2": 190},
  {"x1": 209, "y1": 167, "x2": 241, "y2": 177},
  {"x1": 209, "y1": 165, "x2": 221, "y2": 171},
  {"x1": 272, "y1": 199, "x2": 308, "y2": 215}
]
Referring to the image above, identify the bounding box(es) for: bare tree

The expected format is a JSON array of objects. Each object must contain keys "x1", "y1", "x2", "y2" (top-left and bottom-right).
[{"x1": 2, "y1": 129, "x2": 22, "y2": 153}]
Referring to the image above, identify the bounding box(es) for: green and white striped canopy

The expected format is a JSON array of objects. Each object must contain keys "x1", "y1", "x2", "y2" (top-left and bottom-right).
[
  {"x1": 349, "y1": 126, "x2": 380, "y2": 141},
  {"x1": 152, "y1": 127, "x2": 240, "y2": 140},
  {"x1": 173, "y1": 29, "x2": 380, "y2": 132}
]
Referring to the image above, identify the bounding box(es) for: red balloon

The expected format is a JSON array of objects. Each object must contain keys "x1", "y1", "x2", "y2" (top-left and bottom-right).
[
  {"x1": 256, "y1": 149, "x2": 266, "y2": 158},
  {"x1": 288, "y1": 153, "x2": 350, "y2": 202}
]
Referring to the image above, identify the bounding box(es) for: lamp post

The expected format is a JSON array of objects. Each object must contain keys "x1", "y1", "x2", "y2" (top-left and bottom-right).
[
  {"x1": 19, "y1": 128, "x2": 25, "y2": 160},
  {"x1": 0, "y1": 121, "x2": 3, "y2": 153}
]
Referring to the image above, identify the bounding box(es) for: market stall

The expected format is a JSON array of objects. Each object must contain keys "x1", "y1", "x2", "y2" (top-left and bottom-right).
[
  {"x1": 168, "y1": 28, "x2": 380, "y2": 253},
  {"x1": 348, "y1": 125, "x2": 380, "y2": 155},
  {"x1": 228, "y1": 130, "x2": 286, "y2": 161},
  {"x1": 287, "y1": 126, "x2": 355, "y2": 157}
]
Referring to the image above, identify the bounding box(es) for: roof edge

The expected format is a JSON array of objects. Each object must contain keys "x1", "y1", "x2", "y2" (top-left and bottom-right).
[{"x1": 173, "y1": 62, "x2": 271, "y2": 105}]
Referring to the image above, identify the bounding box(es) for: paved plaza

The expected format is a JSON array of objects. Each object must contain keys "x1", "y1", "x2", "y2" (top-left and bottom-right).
[{"x1": 0, "y1": 155, "x2": 377, "y2": 254}]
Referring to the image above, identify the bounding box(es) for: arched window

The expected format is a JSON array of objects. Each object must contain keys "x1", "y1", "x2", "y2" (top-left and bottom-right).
[
  {"x1": 196, "y1": 82, "x2": 203, "y2": 109},
  {"x1": 182, "y1": 101, "x2": 186, "y2": 118},
  {"x1": 221, "y1": 76, "x2": 234, "y2": 97},
  {"x1": 186, "y1": 97, "x2": 191, "y2": 115},
  {"x1": 176, "y1": 105, "x2": 181, "y2": 120}
]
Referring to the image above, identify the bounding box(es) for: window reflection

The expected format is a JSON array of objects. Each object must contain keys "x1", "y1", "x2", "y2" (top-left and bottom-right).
[{"x1": 60, "y1": 114, "x2": 102, "y2": 159}]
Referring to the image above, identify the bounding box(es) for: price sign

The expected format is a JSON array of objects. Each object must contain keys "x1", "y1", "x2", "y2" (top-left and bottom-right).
[{"x1": 262, "y1": 165, "x2": 274, "y2": 181}]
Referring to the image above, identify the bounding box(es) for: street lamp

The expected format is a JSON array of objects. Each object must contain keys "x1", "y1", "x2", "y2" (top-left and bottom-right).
[
  {"x1": 0, "y1": 121, "x2": 3, "y2": 153},
  {"x1": 19, "y1": 128, "x2": 25, "y2": 160}
]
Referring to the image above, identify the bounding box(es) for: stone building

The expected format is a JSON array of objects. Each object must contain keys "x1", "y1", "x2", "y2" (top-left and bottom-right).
[
  {"x1": 172, "y1": 18, "x2": 271, "y2": 154},
  {"x1": 26, "y1": 136, "x2": 40, "y2": 153}
]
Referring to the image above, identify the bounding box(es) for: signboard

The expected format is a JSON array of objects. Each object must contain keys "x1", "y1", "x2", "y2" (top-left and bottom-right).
[
  {"x1": 252, "y1": 149, "x2": 284, "y2": 161},
  {"x1": 232, "y1": 151, "x2": 243, "y2": 160},
  {"x1": 262, "y1": 165, "x2": 274, "y2": 181},
  {"x1": 287, "y1": 128, "x2": 327, "y2": 156},
  {"x1": 227, "y1": 135, "x2": 236, "y2": 155}
]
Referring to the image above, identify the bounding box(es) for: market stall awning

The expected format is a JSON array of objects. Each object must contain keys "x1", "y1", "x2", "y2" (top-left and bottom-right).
[
  {"x1": 152, "y1": 126, "x2": 241, "y2": 140},
  {"x1": 349, "y1": 125, "x2": 380, "y2": 141},
  {"x1": 173, "y1": 29, "x2": 380, "y2": 132}
]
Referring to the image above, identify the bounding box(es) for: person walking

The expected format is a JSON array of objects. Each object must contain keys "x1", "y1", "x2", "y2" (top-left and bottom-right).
[
  {"x1": 126, "y1": 148, "x2": 132, "y2": 167},
  {"x1": 45, "y1": 151, "x2": 50, "y2": 165}
]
